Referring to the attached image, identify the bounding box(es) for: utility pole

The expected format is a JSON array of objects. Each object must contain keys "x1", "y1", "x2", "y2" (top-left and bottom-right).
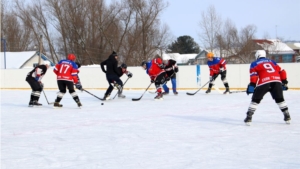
[
  {"x1": 1, "y1": 37, "x2": 6, "y2": 69},
  {"x1": 38, "y1": 35, "x2": 43, "y2": 65}
]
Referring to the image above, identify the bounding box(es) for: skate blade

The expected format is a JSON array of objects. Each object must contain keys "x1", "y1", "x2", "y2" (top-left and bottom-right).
[
  {"x1": 154, "y1": 98, "x2": 164, "y2": 101},
  {"x1": 285, "y1": 120, "x2": 291, "y2": 124},
  {"x1": 245, "y1": 122, "x2": 251, "y2": 126}
]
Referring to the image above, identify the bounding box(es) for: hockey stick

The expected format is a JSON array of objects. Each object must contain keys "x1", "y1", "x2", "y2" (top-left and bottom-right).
[
  {"x1": 112, "y1": 77, "x2": 130, "y2": 99},
  {"x1": 42, "y1": 90, "x2": 54, "y2": 105},
  {"x1": 132, "y1": 82, "x2": 153, "y2": 101},
  {"x1": 82, "y1": 89, "x2": 105, "y2": 101},
  {"x1": 229, "y1": 90, "x2": 246, "y2": 93},
  {"x1": 186, "y1": 80, "x2": 210, "y2": 95}
]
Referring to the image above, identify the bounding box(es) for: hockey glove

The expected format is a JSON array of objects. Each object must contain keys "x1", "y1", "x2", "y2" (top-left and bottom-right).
[
  {"x1": 246, "y1": 83, "x2": 256, "y2": 95},
  {"x1": 281, "y1": 79, "x2": 288, "y2": 90},
  {"x1": 150, "y1": 76, "x2": 155, "y2": 83},
  {"x1": 127, "y1": 71, "x2": 133, "y2": 78},
  {"x1": 219, "y1": 67, "x2": 224, "y2": 74},
  {"x1": 75, "y1": 82, "x2": 83, "y2": 91},
  {"x1": 209, "y1": 74, "x2": 218, "y2": 82}
]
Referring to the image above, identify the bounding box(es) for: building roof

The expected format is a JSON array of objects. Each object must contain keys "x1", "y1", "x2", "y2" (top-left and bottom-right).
[
  {"x1": 162, "y1": 53, "x2": 198, "y2": 64},
  {"x1": 1, "y1": 51, "x2": 54, "y2": 69},
  {"x1": 285, "y1": 42, "x2": 300, "y2": 50},
  {"x1": 253, "y1": 39, "x2": 295, "y2": 54}
]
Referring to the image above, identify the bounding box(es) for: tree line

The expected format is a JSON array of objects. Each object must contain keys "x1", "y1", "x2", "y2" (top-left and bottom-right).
[
  {"x1": 1, "y1": 0, "x2": 171, "y2": 66},
  {"x1": 2, "y1": 1, "x2": 280, "y2": 65}
]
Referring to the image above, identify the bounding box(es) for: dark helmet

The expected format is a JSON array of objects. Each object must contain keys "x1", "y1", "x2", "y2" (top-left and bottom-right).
[
  {"x1": 75, "y1": 62, "x2": 81, "y2": 68},
  {"x1": 141, "y1": 61, "x2": 147, "y2": 66},
  {"x1": 120, "y1": 63, "x2": 127, "y2": 69}
]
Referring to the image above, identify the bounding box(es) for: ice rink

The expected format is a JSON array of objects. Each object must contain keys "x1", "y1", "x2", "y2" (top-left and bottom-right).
[{"x1": 1, "y1": 89, "x2": 300, "y2": 169}]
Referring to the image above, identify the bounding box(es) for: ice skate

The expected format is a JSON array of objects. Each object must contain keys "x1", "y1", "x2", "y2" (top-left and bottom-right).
[
  {"x1": 223, "y1": 87, "x2": 230, "y2": 94},
  {"x1": 32, "y1": 101, "x2": 42, "y2": 107},
  {"x1": 103, "y1": 94, "x2": 110, "y2": 100},
  {"x1": 76, "y1": 101, "x2": 82, "y2": 108},
  {"x1": 28, "y1": 101, "x2": 34, "y2": 107},
  {"x1": 283, "y1": 111, "x2": 291, "y2": 124},
  {"x1": 205, "y1": 88, "x2": 211, "y2": 94},
  {"x1": 118, "y1": 91, "x2": 126, "y2": 98},
  {"x1": 54, "y1": 102, "x2": 63, "y2": 108},
  {"x1": 154, "y1": 92, "x2": 163, "y2": 100},
  {"x1": 162, "y1": 92, "x2": 169, "y2": 95},
  {"x1": 173, "y1": 91, "x2": 178, "y2": 95},
  {"x1": 244, "y1": 111, "x2": 254, "y2": 126}
]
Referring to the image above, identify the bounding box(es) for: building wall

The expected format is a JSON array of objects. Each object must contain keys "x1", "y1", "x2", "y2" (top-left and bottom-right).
[
  {"x1": 1, "y1": 63, "x2": 299, "y2": 90},
  {"x1": 22, "y1": 55, "x2": 40, "y2": 68}
]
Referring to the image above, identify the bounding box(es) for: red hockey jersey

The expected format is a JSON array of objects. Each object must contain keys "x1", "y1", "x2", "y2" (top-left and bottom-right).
[
  {"x1": 148, "y1": 58, "x2": 165, "y2": 79},
  {"x1": 207, "y1": 57, "x2": 226, "y2": 76},
  {"x1": 53, "y1": 59, "x2": 79, "y2": 83},
  {"x1": 249, "y1": 58, "x2": 287, "y2": 86}
]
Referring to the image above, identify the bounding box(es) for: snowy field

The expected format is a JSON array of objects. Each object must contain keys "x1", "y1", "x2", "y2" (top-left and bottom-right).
[{"x1": 1, "y1": 89, "x2": 300, "y2": 169}]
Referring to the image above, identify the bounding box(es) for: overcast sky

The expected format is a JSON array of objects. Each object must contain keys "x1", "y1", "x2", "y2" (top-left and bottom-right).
[{"x1": 160, "y1": 0, "x2": 300, "y2": 46}]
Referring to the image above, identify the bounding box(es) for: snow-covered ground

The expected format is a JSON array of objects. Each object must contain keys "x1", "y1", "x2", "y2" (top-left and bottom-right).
[{"x1": 1, "y1": 89, "x2": 300, "y2": 169}]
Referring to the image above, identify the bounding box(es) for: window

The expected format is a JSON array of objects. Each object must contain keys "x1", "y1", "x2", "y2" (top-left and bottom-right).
[{"x1": 282, "y1": 54, "x2": 293, "y2": 63}]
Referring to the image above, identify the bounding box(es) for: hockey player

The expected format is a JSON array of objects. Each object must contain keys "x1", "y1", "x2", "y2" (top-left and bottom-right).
[
  {"x1": 116, "y1": 63, "x2": 133, "y2": 97},
  {"x1": 53, "y1": 54, "x2": 82, "y2": 108},
  {"x1": 206, "y1": 52, "x2": 231, "y2": 94},
  {"x1": 101, "y1": 51, "x2": 132, "y2": 100},
  {"x1": 162, "y1": 59, "x2": 179, "y2": 95},
  {"x1": 26, "y1": 60, "x2": 50, "y2": 107},
  {"x1": 244, "y1": 50, "x2": 291, "y2": 125},
  {"x1": 141, "y1": 55, "x2": 166, "y2": 100}
]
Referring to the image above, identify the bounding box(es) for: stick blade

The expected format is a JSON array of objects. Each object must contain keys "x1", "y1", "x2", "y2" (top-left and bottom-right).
[
  {"x1": 132, "y1": 98, "x2": 141, "y2": 101},
  {"x1": 186, "y1": 92, "x2": 196, "y2": 95}
]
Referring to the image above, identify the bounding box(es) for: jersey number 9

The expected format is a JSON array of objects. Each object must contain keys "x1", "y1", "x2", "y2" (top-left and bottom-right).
[{"x1": 263, "y1": 63, "x2": 275, "y2": 73}]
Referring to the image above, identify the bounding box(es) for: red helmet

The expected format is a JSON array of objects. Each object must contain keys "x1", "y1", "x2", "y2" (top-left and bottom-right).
[{"x1": 67, "y1": 54, "x2": 76, "y2": 61}]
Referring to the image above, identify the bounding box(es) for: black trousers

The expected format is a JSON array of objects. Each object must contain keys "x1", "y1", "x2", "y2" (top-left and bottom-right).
[
  {"x1": 57, "y1": 80, "x2": 75, "y2": 93},
  {"x1": 26, "y1": 77, "x2": 42, "y2": 92},
  {"x1": 252, "y1": 82, "x2": 284, "y2": 101},
  {"x1": 155, "y1": 72, "x2": 166, "y2": 86},
  {"x1": 105, "y1": 74, "x2": 123, "y2": 96}
]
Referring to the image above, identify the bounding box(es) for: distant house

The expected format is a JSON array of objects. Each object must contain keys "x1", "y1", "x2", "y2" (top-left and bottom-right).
[
  {"x1": 192, "y1": 50, "x2": 209, "y2": 65},
  {"x1": 0, "y1": 51, "x2": 54, "y2": 69},
  {"x1": 285, "y1": 42, "x2": 300, "y2": 54},
  {"x1": 162, "y1": 53, "x2": 198, "y2": 65},
  {"x1": 253, "y1": 39, "x2": 296, "y2": 63}
]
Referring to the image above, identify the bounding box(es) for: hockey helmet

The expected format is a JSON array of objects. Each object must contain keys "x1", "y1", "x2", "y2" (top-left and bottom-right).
[
  {"x1": 141, "y1": 61, "x2": 147, "y2": 67},
  {"x1": 255, "y1": 50, "x2": 266, "y2": 60},
  {"x1": 43, "y1": 60, "x2": 51, "y2": 66},
  {"x1": 207, "y1": 52, "x2": 214, "y2": 58},
  {"x1": 120, "y1": 63, "x2": 127, "y2": 69},
  {"x1": 67, "y1": 53, "x2": 76, "y2": 61}
]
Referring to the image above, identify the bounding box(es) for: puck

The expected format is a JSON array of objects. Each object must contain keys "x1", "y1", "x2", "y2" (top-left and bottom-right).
[{"x1": 101, "y1": 103, "x2": 104, "y2": 105}]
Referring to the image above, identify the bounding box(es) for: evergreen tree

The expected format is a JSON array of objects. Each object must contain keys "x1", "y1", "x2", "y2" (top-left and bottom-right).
[{"x1": 167, "y1": 35, "x2": 200, "y2": 54}]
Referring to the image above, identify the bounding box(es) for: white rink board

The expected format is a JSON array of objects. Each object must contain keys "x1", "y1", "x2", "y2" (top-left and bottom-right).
[{"x1": 1, "y1": 63, "x2": 299, "y2": 90}]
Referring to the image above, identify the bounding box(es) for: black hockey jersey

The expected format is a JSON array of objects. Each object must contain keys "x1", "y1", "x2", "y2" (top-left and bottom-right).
[
  {"x1": 164, "y1": 59, "x2": 178, "y2": 78},
  {"x1": 26, "y1": 65, "x2": 48, "y2": 82}
]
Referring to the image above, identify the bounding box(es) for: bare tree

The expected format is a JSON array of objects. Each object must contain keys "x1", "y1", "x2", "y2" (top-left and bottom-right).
[{"x1": 198, "y1": 5, "x2": 222, "y2": 52}]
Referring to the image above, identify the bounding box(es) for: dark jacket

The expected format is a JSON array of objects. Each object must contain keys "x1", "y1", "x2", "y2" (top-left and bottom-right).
[
  {"x1": 100, "y1": 53, "x2": 121, "y2": 76},
  {"x1": 164, "y1": 59, "x2": 178, "y2": 78}
]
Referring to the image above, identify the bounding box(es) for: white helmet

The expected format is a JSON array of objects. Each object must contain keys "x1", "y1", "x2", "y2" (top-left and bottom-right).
[
  {"x1": 43, "y1": 60, "x2": 51, "y2": 66},
  {"x1": 255, "y1": 50, "x2": 266, "y2": 60}
]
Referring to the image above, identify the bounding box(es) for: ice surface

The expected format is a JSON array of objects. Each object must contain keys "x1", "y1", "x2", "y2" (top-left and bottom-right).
[{"x1": 1, "y1": 90, "x2": 300, "y2": 169}]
